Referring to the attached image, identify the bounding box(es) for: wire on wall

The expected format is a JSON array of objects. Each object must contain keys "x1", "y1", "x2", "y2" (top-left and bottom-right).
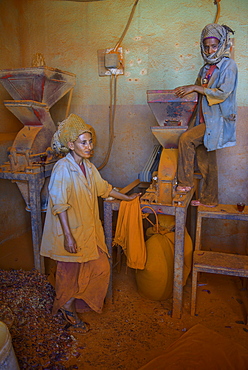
[
  {"x1": 98, "y1": 74, "x2": 117, "y2": 170},
  {"x1": 97, "y1": 0, "x2": 140, "y2": 170},
  {"x1": 114, "y1": 0, "x2": 140, "y2": 52},
  {"x1": 214, "y1": 0, "x2": 221, "y2": 23}
]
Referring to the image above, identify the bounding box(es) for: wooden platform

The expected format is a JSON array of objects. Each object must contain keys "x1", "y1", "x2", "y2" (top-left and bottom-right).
[
  {"x1": 191, "y1": 203, "x2": 248, "y2": 319},
  {"x1": 193, "y1": 251, "x2": 248, "y2": 277}
]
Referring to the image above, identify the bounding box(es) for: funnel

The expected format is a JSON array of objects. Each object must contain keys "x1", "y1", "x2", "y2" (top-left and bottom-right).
[
  {"x1": 0, "y1": 67, "x2": 76, "y2": 109},
  {"x1": 151, "y1": 126, "x2": 187, "y2": 149},
  {"x1": 147, "y1": 90, "x2": 197, "y2": 127},
  {"x1": 147, "y1": 89, "x2": 197, "y2": 148}
]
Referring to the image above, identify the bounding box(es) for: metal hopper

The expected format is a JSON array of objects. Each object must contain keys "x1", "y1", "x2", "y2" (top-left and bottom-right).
[
  {"x1": 0, "y1": 66, "x2": 76, "y2": 108},
  {"x1": 0, "y1": 67, "x2": 76, "y2": 172},
  {"x1": 0, "y1": 65, "x2": 76, "y2": 271},
  {"x1": 147, "y1": 89, "x2": 197, "y2": 127},
  {"x1": 0, "y1": 66, "x2": 76, "y2": 210}
]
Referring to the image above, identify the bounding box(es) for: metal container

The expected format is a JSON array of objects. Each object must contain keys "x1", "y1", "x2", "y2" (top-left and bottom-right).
[
  {"x1": 0, "y1": 67, "x2": 76, "y2": 108},
  {"x1": 0, "y1": 321, "x2": 20, "y2": 370},
  {"x1": 147, "y1": 90, "x2": 197, "y2": 127},
  {"x1": 151, "y1": 126, "x2": 187, "y2": 149}
]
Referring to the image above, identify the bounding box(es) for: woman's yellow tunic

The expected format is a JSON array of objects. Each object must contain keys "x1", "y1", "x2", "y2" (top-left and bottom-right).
[{"x1": 40, "y1": 153, "x2": 112, "y2": 263}]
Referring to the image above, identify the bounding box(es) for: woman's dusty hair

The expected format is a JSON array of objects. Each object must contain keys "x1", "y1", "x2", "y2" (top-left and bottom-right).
[{"x1": 52, "y1": 113, "x2": 96, "y2": 154}]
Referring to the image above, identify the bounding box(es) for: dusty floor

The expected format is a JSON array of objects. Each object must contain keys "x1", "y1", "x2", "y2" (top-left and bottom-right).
[{"x1": 0, "y1": 232, "x2": 248, "y2": 369}]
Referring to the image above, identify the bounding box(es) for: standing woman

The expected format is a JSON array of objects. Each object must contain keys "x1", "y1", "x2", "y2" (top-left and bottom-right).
[
  {"x1": 174, "y1": 23, "x2": 238, "y2": 206},
  {"x1": 40, "y1": 113, "x2": 140, "y2": 332}
]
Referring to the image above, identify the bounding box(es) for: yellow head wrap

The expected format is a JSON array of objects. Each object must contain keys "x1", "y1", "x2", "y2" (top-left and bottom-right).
[{"x1": 52, "y1": 113, "x2": 96, "y2": 153}]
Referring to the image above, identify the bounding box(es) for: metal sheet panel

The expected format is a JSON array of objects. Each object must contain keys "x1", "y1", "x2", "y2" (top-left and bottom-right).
[
  {"x1": 0, "y1": 67, "x2": 76, "y2": 108},
  {"x1": 151, "y1": 126, "x2": 187, "y2": 149}
]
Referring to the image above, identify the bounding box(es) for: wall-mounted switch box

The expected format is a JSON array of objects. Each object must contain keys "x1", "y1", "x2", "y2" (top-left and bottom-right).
[
  {"x1": 97, "y1": 47, "x2": 124, "y2": 76},
  {"x1": 105, "y1": 52, "x2": 119, "y2": 69}
]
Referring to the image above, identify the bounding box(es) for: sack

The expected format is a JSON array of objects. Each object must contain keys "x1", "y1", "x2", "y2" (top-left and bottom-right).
[
  {"x1": 136, "y1": 232, "x2": 174, "y2": 301},
  {"x1": 135, "y1": 214, "x2": 193, "y2": 301}
]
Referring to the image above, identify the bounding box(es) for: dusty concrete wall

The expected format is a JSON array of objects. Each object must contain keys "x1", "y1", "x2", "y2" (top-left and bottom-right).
[
  {"x1": 0, "y1": 0, "x2": 30, "y2": 241},
  {"x1": 0, "y1": 0, "x2": 247, "y2": 249},
  {"x1": 0, "y1": 0, "x2": 23, "y2": 132}
]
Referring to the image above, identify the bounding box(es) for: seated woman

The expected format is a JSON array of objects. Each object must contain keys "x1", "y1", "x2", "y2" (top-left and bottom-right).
[{"x1": 174, "y1": 23, "x2": 238, "y2": 207}]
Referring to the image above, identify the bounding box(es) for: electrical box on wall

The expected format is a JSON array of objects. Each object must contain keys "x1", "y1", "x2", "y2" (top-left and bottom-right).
[{"x1": 97, "y1": 47, "x2": 124, "y2": 76}]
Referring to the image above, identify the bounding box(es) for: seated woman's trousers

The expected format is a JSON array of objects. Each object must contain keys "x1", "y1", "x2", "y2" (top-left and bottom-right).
[{"x1": 177, "y1": 123, "x2": 218, "y2": 205}]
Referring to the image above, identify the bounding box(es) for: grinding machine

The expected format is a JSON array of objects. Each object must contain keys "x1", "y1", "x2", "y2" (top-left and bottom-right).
[
  {"x1": 103, "y1": 89, "x2": 199, "y2": 318},
  {"x1": 141, "y1": 90, "x2": 197, "y2": 205},
  {"x1": 0, "y1": 66, "x2": 76, "y2": 210},
  {"x1": 0, "y1": 66, "x2": 76, "y2": 271}
]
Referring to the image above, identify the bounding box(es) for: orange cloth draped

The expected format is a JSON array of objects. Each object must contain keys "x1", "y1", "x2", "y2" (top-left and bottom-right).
[{"x1": 113, "y1": 197, "x2": 146, "y2": 270}]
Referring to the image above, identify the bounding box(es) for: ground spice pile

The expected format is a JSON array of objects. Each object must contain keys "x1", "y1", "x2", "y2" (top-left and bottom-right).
[{"x1": 0, "y1": 269, "x2": 81, "y2": 370}]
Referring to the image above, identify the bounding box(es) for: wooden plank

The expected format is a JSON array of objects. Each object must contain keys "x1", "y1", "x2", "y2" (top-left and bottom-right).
[
  {"x1": 119, "y1": 179, "x2": 141, "y2": 194},
  {"x1": 198, "y1": 204, "x2": 248, "y2": 220},
  {"x1": 172, "y1": 206, "x2": 187, "y2": 319},
  {"x1": 193, "y1": 251, "x2": 248, "y2": 277}
]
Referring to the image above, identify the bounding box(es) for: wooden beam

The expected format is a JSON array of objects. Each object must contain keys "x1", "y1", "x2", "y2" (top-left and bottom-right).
[{"x1": 119, "y1": 179, "x2": 140, "y2": 194}]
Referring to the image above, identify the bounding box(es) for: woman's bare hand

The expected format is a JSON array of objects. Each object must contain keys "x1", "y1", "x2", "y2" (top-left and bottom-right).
[
  {"x1": 124, "y1": 192, "x2": 142, "y2": 201},
  {"x1": 174, "y1": 84, "x2": 204, "y2": 98},
  {"x1": 109, "y1": 188, "x2": 142, "y2": 202},
  {"x1": 64, "y1": 233, "x2": 78, "y2": 253},
  {"x1": 174, "y1": 85, "x2": 196, "y2": 98}
]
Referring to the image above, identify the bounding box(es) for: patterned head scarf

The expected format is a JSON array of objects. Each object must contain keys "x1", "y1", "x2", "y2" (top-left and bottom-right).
[
  {"x1": 52, "y1": 113, "x2": 96, "y2": 154},
  {"x1": 200, "y1": 23, "x2": 234, "y2": 64}
]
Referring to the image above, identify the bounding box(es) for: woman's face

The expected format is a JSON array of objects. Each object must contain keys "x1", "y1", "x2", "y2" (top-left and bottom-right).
[
  {"x1": 203, "y1": 38, "x2": 219, "y2": 55},
  {"x1": 68, "y1": 132, "x2": 93, "y2": 161}
]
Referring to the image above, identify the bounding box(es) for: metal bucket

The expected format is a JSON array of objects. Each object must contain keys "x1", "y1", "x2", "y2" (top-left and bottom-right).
[{"x1": 0, "y1": 322, "x2": 20, "y2": 370}]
